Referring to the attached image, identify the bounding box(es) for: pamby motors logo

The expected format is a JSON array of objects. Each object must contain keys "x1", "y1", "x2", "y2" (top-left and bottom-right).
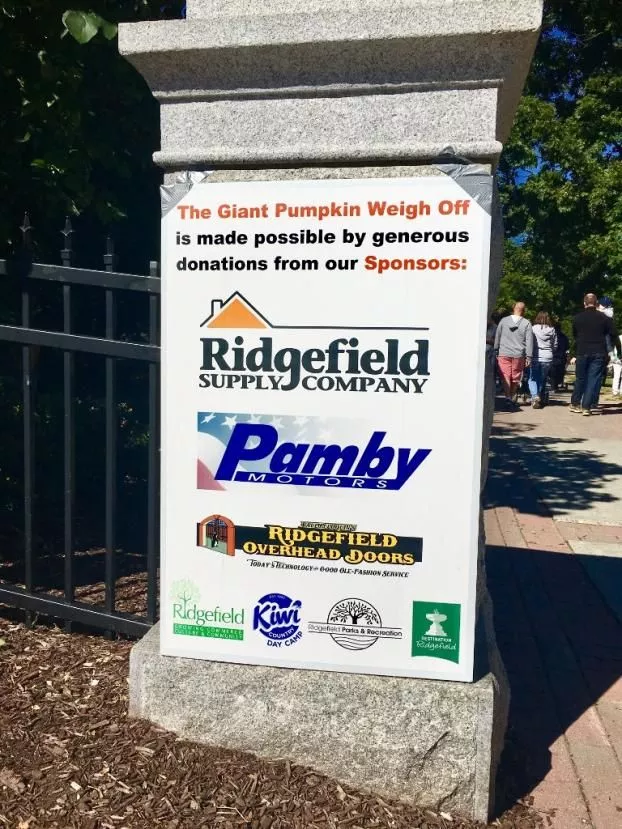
[
  {"x1": 411, "y1": 601, "x2": 461, "y2": 663},
  {"x1": 170, "y1": 579, "x2": 245, "y2": 641},
  {"x1": 308, "y1": 598, "x2": 402, "y2": 650},
  {"x1": 197, "y1": 411, "x2": 431, "y2": 492},
  {"x1": 253, "y1": 592, "x2": 302, "y2": 647},
  {"x1": 198, "y1": 292, "x2": 430, "y2": 395}
]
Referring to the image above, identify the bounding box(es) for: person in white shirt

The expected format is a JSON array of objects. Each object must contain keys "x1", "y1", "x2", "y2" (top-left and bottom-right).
[{"x1": 598, "y1": 297, "x2": 622, "y2": 398}]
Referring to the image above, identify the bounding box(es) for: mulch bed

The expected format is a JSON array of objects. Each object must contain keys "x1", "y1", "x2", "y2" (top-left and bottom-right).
[{"x1": 0, "y1": 615, "x2": 543, "y2": 829}]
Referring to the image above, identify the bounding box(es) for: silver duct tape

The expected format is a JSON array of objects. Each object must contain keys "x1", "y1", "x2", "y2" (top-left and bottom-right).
[
  {"x1": 160, "y1": 171, "x2": 214, "y2": 217},
  {"x1": 160, "y1": 159, "x2": 493, "y2": 216},
  {"x1": 433, "y1": 148, "x2": 493, "y2": 215}
]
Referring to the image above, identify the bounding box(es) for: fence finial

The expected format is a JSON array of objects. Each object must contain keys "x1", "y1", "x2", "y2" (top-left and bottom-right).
[
  {"x1": 20, "y1": 213, "x2": 33, "y2": 252},
  {"x1": 61, "y1": 217, "x2": 74, "y2": 267},
  {"x1": 104, "y1": 235, "x2": 116, "y2": 272}
]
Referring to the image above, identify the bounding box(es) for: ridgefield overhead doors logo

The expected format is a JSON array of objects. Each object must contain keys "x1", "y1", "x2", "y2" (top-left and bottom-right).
[
  {"x1": 197, "y1": 411, "x2": 431, "y2": 492},
  {"x1": 198, "y1": 292, "x2": 430, "y2": 395}
]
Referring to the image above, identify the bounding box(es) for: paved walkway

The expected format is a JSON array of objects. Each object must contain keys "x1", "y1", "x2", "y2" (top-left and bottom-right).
[{"x1": 485, "y1": 390, "x2": 622, "y2": 828}]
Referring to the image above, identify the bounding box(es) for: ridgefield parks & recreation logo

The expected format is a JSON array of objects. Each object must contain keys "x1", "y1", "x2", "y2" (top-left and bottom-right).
[{"x1": 308, "y1": 598, "x2": 403, "y2": 650}]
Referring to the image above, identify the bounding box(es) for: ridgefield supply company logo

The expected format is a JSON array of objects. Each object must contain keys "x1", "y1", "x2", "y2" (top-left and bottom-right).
[
  {"x1": 198, "y1": 292, "x2": 429, "y2": 395},
  {"x1": 198, "y1": 412, "x2": 431, "y2": 491},
  {"x1": 170, "y1": 579, "x2": 245, "y2": 640}
]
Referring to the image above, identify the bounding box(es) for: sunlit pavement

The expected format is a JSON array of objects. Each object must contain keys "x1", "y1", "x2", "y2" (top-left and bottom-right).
[{"x1": 486, "y1": 389, "x2": 622, "y2": 828}]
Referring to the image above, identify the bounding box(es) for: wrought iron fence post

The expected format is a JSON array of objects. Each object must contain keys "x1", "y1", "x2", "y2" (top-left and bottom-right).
[
  {"x1": 61, "y1": 218, "x2": 76, "y2": 631},
  {"x1": 147, "y1": 259, "x2": 160, "y2": 623},
  {"x1": 20, "y1": 214, "x2": 35, "y2": 625},
  {"x1": 104, "y1": 237, "x2": 117, "y2": 636}
]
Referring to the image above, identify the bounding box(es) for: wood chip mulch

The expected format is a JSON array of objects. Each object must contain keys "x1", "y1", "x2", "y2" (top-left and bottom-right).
[{"x1": 0, "y1": 615, "x2": 543, "y2": 829}]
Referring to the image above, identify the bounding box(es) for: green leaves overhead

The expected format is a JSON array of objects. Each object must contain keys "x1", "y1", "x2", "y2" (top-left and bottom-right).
[
  {"x1": 62, "y1": 10, "x2": 118, "y2": 44},
  {"x1": 0, "y1": 1, "x2": 184, "y2": 264},
  {"x1": 498, "y1": 0, "x2": 622, "y2": 322}
]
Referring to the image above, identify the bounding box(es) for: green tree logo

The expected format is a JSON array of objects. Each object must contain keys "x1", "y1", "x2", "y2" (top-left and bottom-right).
[{"x1": 170, "y1": 579, "x2": 200, "y2": 613}]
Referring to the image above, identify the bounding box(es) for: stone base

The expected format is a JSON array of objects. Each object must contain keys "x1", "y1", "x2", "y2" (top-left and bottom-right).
[{"x1": 129, "y1": 604, "x2": 508, "y2": 822}]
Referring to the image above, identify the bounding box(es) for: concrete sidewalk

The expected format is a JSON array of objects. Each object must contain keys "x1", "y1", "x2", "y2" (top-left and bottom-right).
[{"x1": 485, "y1": 390, "x2": 622, "y2": 828}]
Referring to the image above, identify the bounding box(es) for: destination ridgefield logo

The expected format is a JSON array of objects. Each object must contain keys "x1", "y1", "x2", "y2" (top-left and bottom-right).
[
  {"x1": 198, "y1": 292, "x2": 430, "y2": 395},
  {"x1": 411, "y1": 601, "x2": 461, "y2": 663}
]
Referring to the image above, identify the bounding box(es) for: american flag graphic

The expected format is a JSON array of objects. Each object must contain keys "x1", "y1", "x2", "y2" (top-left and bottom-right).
[{"x1": 197, "y1": 411, "x2": 360, "y2": 492}]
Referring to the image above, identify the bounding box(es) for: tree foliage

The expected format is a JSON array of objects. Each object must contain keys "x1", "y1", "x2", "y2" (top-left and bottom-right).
[
  {"x1": 498, "y1": 0, "x2": 622, "y2": 323},
  {"x1": 0, "y1": 1, "x2": 182, "y2": 269},
  {"x1": 62, "y1": 9, "x2": 119, "y2": 43},
  {"x1": 0, "y1": 2, "x2": 184, "y2": 560}
]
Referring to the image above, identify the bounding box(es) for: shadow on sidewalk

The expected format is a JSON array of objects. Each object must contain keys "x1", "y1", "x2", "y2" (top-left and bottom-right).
[
  {"x1": 487, "y1": 430, "x2": 622, "y2": 518},
  {"x1": 489, "y1": 543, "x2": 622, "y2": 814},
  {"x1": 485, "y1": 426, "x2": 622, "y2": 815}
]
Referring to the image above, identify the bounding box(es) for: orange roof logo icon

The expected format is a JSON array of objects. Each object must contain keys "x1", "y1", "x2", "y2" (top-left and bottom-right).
[{"x1": 200, "y1": 292, "x2": 271, "y2": 329}]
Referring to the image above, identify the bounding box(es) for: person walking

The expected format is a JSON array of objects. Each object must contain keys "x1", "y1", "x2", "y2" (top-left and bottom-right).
[
  {"x1": 528, "y1": 312, "x2": 557, "y2": 408},
  {"x1": 486, "y1": 311, "x2": 503, "y2": 392},
  {"x1": 611, "y1": 348, "x2": 622, "y2": 398},
  {"x1": 570, "y1": 293, "x2": 620, "y2": 415},
  {"x1": 486, "y1": 314, "x2": 499, "y2": 354},
  {"x1": 551, "y1": 322, "x2": 569, "y2": 392},
  {"x1": 494, "y1": 302, "x2": 533, "y2": 405},
  {"x1": 597, "y1": 297, "x2": 622, "y2": 399}
]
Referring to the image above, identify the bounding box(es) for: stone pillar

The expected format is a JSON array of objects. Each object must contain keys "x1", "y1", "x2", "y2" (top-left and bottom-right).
[{"x1": 120, "y1": 2, "x2": 542, "y2": 820}]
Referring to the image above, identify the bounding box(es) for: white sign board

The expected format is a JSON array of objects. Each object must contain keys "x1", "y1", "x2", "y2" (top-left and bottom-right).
[{"x1": 160, "y1": 174, "x2": 491, "y2": 682}]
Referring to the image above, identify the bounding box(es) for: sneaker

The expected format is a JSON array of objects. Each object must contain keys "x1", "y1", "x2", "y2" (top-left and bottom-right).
[
  {"x1": 569, "y1": 405, "x2": 582, "y2": 413},
  {"x1": 581, "y1": 409, "x2": 592, "y2": 416},
  {"x1": 532, "y1": 396, "x2": 542, "y2": 409}
]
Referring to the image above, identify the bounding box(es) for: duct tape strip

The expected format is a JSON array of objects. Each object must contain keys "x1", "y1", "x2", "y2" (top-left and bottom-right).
[
  {"x1": 433, "y1": 147, "x2": 493, "y2": 215},
  {"x1": 160, "y1": 159, "x2": 492, "y2": 216},
  {"x1": 160, "y1": 171, "x2": 214, "y2": 217}
]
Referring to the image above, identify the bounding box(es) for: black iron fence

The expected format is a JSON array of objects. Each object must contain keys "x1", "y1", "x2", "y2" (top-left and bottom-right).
[{"x1": 0, "y1": 217, "x2": 160, "y2": 636}]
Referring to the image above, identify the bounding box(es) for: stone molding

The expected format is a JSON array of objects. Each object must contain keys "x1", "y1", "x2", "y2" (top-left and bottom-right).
[{"x1": 119, "y1": 1, "x2": 542, "y2": 169}]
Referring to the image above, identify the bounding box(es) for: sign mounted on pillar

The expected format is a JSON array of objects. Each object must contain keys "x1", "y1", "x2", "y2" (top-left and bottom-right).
[{"x1": 160, "y1": 169, "x2": 492, "y2": 682}]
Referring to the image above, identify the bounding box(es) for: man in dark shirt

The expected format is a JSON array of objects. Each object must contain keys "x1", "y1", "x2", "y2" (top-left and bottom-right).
[{"x1": 570, "y1": 293, "x2": 620, "y2": 415}]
